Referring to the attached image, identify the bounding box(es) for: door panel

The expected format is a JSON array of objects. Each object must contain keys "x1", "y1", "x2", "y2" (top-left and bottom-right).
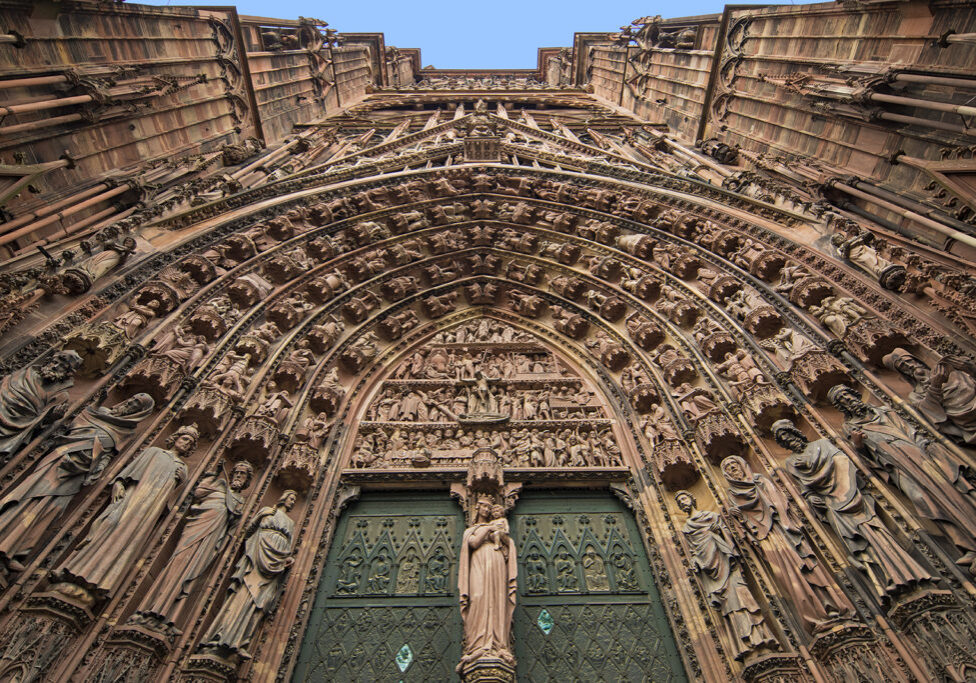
[
  {"x1": 511, "y1": 492, "x2": 687, "y2": 682},
  {"x1": 293, "y1": 494, "x2": 464, "y2": 682}
]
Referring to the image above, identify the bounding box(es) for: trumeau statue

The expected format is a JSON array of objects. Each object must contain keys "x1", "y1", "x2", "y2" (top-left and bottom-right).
[
  {"x1": 53, "y1": 424, "x2": 195, "y2": 601},
  {"x1": 200, "y1": 489, "x2": 297, "y2": 660},
  {"x1": 457, "y1": 496, "x2": 517, "y2": 673},
  {"x1": 884, "y1": 347, "x2": 976, "y2": 445},
  {"x1": 132, "y1": 460, "x2": 254, "y2": 632},
  {"x1": 0, "y1": 350, "x2": 83, "y2": 461},
  {"x1": 828, "y1": 385, "x2": 976, "y2": 574},
  {"x1": 774, "y1": 419, "x2": 932, "y2": 599},
  {"x1": 0, "y1": 393, "x2": 155, "y2": 578},
  {"x1": 721, "y1": 456, "x2": 852, "y2": 633},
  {"x1": 676, "y1": 490, "x2": 776, "y2": 660}
]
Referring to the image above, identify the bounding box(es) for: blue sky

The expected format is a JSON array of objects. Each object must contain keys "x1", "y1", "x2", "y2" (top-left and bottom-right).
[{"x1": 138, "y1": 0, "x2": 767, "y2": 69}]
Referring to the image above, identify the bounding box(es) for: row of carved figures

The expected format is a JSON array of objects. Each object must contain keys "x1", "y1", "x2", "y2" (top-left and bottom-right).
[
  {"x1": 351, "y1": 425, "x2": 622, "y2": 469},
  {"x1": 0, "y1": 357, "x2": 298, "y2": 662},
  {"x1": 677, "y1": 397, "x2": 976, "y2": 664}
]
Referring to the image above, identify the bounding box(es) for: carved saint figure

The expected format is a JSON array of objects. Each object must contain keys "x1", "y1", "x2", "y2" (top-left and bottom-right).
[
  {"x1": 676, "y1": 490, "x2": 776, "y2": 660},
  {"x1": 721, "y1": 456, "x2": 852, "y2": 633},
  {"x1": 828, "y1": 385, "x2": 976, "y2": 574},
  {"x1": 113, "y1": 299, "x2": 162, "y2": 339},
  {"x1": 830, "y1": 232, "x2": 904, "y2": 289},
  {"x1": 0, "y1": 393, "x2": 154, "y2": 575},
  {"x1": 458, "y1": 498, "x2": 517, "y2": 671},
  {"x1": 200, "y1": 490, "x2": 298, "y2": 659},
  {"x1": 55, "y1": 424, "x2": 195, "y2": 598},
  {"x1": 0, "y1": 350, "x2": 82, "y2": 461},
  {"x1": 156, "y1": 327, "x2": 210, "y2": 372},
  {"x1": 133, "y1": 461, "x2": 253, "y2": 629},
  {"x1": 884, "y1": 347, "x2": 976, "y2": 445},
  {"x1": 808, "y1": 296, "x2": 865, "y2": 339},
  {"x1": 775, "y1": 420, "x2": 932, "y2": 598}
]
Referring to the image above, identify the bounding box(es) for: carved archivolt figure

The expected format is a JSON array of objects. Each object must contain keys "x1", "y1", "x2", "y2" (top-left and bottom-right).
[
  {"x1": 457, "y1": 497, "x2": 517, "y2": 671},
  {"x1": 676, "y1": 490, "x2": 776, "y2": 660},
  {"x1": 200, "y1": 490, "x2": 297, "y2": 659},
  {"x1": 113, "y1": 299, "x2": 162, "y2": 339},
  {"x1": 884, "y1": 347, "x2": 976, "y2": 445},
  {"x1": 808, "y1": 296, "x2": 865, "y2": 339},
  {"x1": 0, "y1": 393, "x2": 154, "y2": 575},
  {"x1": 775, "y1": 420, "x2": 932, "y2": 599},
  {"x1": 828, "y1": 385, "x2": 976, "y2": 574},
  {"x1": 54, "y1": 424, "x2": 195, "y2": 599},
  {"x1": 133, "y1": 461, "x2": 253, "y2": 629},
  {"x1": 830, "y1": 232, "x2": 904, "y2": 290},
  {"x1": 721, "y1": 456, "x2": 852, "y2": 633},
  {"x1": 0, "y1": 350, "x2": 82, "y2": 461},
  {"x1": 156, "y1": 326, "x2": 210, "y2": 372}
]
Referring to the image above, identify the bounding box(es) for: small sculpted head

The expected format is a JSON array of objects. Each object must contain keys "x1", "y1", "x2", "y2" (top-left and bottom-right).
[
  {"x1": 674, "y1": 490, "x2": 696, "y2": 514},
  {"x1": 231, "y1": 460, "x2": 254, "y2": 491},
  {"x1": 112, "y1": 392, "x2": 155, "y2": 416},
  {"x1": 40, "y1": 350, "x2": 83, "y2": 383},
  {"x1": 883, "y1": 348, "x2": 928, "y2": 384},
  {"x1": 827, "y1": 385, "x2": 867, "y2": 418},
  {"x1": 721, "y1": 455, "x2": 749, "y2": 482},
  {"x1": 168, "y1": 423, "x2": 200, "y2": 455},
  {"x1": 280, "y1": 489, "x2": 298, "y2": 510},
  {"x1": 772, "y1": 419, "x2": 807, "y2": 453},
  {"x1": 475, "y1": 495, "x2": 493, "y2": 522}
]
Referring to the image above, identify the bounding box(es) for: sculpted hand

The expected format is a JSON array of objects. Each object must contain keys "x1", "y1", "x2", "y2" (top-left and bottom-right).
[
  {"x1": 850, "y1": 430, "x2": 864, "y2": 448},
  {"x1": 50, "y1": 401, "x2": 68, "y2": 421},
  {"x1": 112, "y1": 480, "x2": 125, "y2": 502},
  {"x1": 807, "y1": 494, "x2": 825, "y2": 508}
]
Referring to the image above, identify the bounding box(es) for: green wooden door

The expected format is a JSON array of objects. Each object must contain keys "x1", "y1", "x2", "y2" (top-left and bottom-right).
[
  {"x1": 511, "y1": 491, "x2": 688, "y2": 682},
  {"x1": 293, "y1": 494, "x2": 464, "y2": 682}
]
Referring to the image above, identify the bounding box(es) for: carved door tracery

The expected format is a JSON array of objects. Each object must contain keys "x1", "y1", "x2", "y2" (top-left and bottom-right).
[
  {"x1": 511, "y1": 492, "x2": 687, "y2": 682},
  {"x1": 292, "y1": 494, "x2": 464, "y2": 682}
]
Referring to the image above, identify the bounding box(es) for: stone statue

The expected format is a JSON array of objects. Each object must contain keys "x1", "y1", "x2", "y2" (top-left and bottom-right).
[
  {"x1": 457, "y1": 497, "x2": 517, "y2": 672},
  {"x1": 54, "y1": 424, "x2": 195, "y2": 600},
  {"x1": 774, "y1": 420, "x2": 932, "y2": 599},
  {"x1": 676, "y1": 490, "x2": 776, "y2": 660},
  {"x1": 0, "y1": 393, "x2": 155, "y2": 576},
  {"x1": 156, "y1": 326, "x2": 210, "y2": 372},
  {"x1": 721, "y1": 456, "x2": 852, "y2": 633},
  {"x1": 884, "y1": 347, "x2": 976, "y2": 445},
  {"x1": 716, "y1": 350, "x2": 767, "y2": 388},
  {"x1": 0, "y1": 350, "x2": 83, "y2": 461},
  {"x1": 808, "y1": 296, "x2": 866, "y2": 339},
  {"x1": 828, "y1": 385, "x2": 976, "y2": 574},
  {"x1": 200, "y1": 490, "x2": 297, "y2": 660},
  {"x1": 830, "y1": 232, "x2": 905, "y2": 290},
  {"x1": 132, "y1": 461, "x2": 254, "y2": 631},
  {"x1": 113, "y1": 299, "x2": 162, "y2": 339}
]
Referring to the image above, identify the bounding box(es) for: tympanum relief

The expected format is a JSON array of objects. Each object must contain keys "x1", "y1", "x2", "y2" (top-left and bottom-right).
[{"x1": 352, "y1": 321, "x2": 623, "y2": 471}]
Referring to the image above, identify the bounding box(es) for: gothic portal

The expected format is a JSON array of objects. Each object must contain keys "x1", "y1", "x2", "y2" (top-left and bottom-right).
[{"x1": 1, "y1": 2, "x2": 976, "y2": 682}]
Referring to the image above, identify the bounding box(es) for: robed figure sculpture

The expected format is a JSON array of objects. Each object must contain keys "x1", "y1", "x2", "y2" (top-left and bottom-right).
[
  {"x1": 0, "y1": 393, "x2": 154, "y2": 577},
  {"x1": 829, "y1": 384, "x2": 976, "y2": 574},
  {"x1": 774, "y1": 419, "x2": 932, "y2": 599},
  {"x1": 676, "y1": 490, "x2": 776, "y2": 661},
  {"x1": 0, "y1": 350, "x2": 82, "y2": 461},
  {"x1": 721, "y1": 455, "x2": 852, "y2": 633},
  {"x1": 54, "y1": 423, "x2": 194, "y2": 600},
  {"x1": 200, "y1": 490, "x2": 297, "y2": 660},
  {"x1": 132, "y1": 461, "x2": 253, "y2": 632},
  {"x1": 457, "y1": 496, "x2": 517, "y2": 673}
]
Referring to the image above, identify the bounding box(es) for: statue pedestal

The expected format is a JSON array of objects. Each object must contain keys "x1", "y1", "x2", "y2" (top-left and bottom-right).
[{"x1": 460, "y1": 657, "x2": 516, "y2": 682}]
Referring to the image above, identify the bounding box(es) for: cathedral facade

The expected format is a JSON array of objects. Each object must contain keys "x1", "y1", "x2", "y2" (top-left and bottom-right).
[{"x1": 0, "y1": 1, "x2": 976, "y2": 681}]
